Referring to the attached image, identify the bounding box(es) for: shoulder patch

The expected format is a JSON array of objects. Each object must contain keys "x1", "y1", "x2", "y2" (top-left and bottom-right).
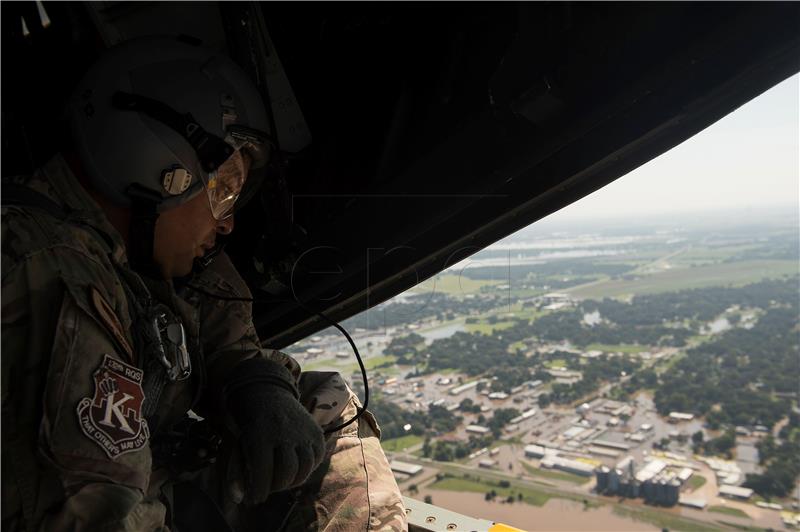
[
  {"x1": 77, "y1": 355, "x2": 149, "y2": 459},
  {"x1": 90, "y1": 286, "x2": 134, "y2": 362}
]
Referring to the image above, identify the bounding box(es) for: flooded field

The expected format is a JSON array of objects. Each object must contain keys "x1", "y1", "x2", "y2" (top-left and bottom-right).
[
  {"x1": 418, "y1": 490, "x2": 659, "y2": 531},
  {"x1": 419, "y1": 321, "x2": 466, "y2": 342}
]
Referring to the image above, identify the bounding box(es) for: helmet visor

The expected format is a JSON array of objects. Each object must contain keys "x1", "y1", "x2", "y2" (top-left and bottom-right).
[{"x1": 201, "y1": 149, "x2": 251, "y2": 220}]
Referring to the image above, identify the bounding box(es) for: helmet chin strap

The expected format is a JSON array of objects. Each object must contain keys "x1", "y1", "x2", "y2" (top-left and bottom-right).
[{"x1": 126, "y1": 183, "x2": 164, "y2": 280}]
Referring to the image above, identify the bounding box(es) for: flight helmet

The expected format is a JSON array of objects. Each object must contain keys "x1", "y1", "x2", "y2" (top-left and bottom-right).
[{"x1": 68, "y1": 36, "x2": 271, "y2": 219}]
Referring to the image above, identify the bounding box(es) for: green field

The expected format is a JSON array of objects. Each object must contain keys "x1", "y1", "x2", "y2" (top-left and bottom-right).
[
  {"x1": 714, "y1": 521, "x2": 768, "y2": 532},
  {"x1": 408, "y1": 274, "x2": 502, "y2": 296},
  {"x1": 342, "y1": 354, "x2": 399, "y2": 374},
  {"x1": 302, "y1": 353, "x2": 398, "y2": 374},
  {"x1": 381, "y1": 434, "x2": 423, "y2": 453},
  {"x1": 567, "y1": 260, "x2": 798, "y2": 299},
  {"x1": 521, "y1": 461, "x2": 591, "y2": 485},
  {"x1": 429, "y1": 476, "x2": 552, "y2": 506},
  {"x1": 299, "y1": 358, "x2": 343, "y2": 372},
  {"x1": 508, "y1": 340, "x2": 527, "y2": 352},
  {"x1": 654, "y1": 352, "x2": 686, "y2": 375},
  {"x1": 586, "y1": 343, "x2": 649, "y2": 354},
  {"x1": 686, "y1": 474, "x2": 707, "y2": 491},
  {"x1": 708, "y1": 505, "x2": 750, "y2": 518},
  {"x1": 465, "y1": 320, "x2": 516, "y2": 335},
  {"x1": 544, "y1": 358, "x2": 567, "y2": 369},
  {"x1": 612, "y1": 505, "x2": 723, "y2": 532},
  {"x1": 670, "y1": 245, "x2": 759, "y2": 266}
]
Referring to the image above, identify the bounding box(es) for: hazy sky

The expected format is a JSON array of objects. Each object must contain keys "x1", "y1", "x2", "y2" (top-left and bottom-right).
[{"x1": 546, "y1": 73, "x2": 799, "y2": 222}]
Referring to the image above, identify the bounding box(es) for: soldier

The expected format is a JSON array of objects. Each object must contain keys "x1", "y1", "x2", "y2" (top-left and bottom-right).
[
  {"x1": 2, "y1": 36, "x2": 405, "y2": 531},
  {"x1": 186, "y1": 253, "x2": 407, "y2": 532}
]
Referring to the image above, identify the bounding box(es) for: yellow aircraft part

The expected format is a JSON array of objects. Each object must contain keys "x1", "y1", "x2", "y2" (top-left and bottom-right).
[{"x1": 490, "y1": 523, "x2": 528, "y2": 532}]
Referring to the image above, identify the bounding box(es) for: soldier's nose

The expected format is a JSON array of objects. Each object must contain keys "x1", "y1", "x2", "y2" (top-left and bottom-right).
[{"x1": 217, "y1": 216, "x2": 234, "y2": 235}]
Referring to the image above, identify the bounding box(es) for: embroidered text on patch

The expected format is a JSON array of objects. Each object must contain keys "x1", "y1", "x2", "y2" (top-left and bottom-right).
[{"x1": 77, "y1": 354, "x2": 149, "y2": 459}]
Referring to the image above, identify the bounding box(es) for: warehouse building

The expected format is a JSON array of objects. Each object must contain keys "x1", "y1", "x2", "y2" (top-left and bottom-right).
[
  {"x1": 540, "y1": 456, "x2": 595, "y2": 477},
  {"x1": 509, "y1": 408, "x2": 537, "y2": 424},
  {"x1": 719, "y1": 485, "x2": 754, "y2": 500},
  {"x1": 389, "y1": 460, "x2": 422, "y2": 477},
  {"x1": 448, "y1": 381, "x2": 479, "y2": 396},
  {"x1": 524, "y1": 444, "x2": 547, "y2": 459}
]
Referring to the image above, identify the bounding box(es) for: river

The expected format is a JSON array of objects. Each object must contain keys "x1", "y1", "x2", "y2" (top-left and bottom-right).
[{"x1": 419, "y1": 322, "x2": 466, "y2": 342}]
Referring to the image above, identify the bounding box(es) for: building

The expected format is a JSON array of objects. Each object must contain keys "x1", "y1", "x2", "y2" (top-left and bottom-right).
[
  {"x1": 599, "y1": 457, "x2": 681, "y2": 507},
  {"x1": 468, "y1": 448, "x2": 489, "y2": 460},
  {"x1": 509, "y1": 408, "x2": 537, "y2": 425},
  {"x1": 677, "y1": 468, "x2": 694, "y2": 485},
  {"x1": 596, "y1": 466, "x2": 610, "y2": 492},
  {"x1": 635, "y1": 459, "x2": 667, "y2": 483},
  {"x1": 524, "y1": 445, "x2": 547, "y2": 459},
  {"x1": 615, "y1": 455, "x2": 636, "y2": 475},
  {"x1": 466, "y1": 424, "x2": 490, "y2": 435},
  {"x1": 588, "y1": 446, "x2": 620, "y2": 458},
  {"x1": 449, "y1": 381, "x2": 480, "y2": 396},
  {"x1": 678, "y1": 497, "x2": 707, "y2": 510},
  {"x1": 755, "y1": 501, "x2": 783, "y2": 510},
  {"x1": 593, "y1": 438, "x2": 632, "y2": 451},
  {"x1": 540, "y1": 456, "x2": 595, "y2": 477},
  {"x1": 389, "y1": 460, "x2": 422, "y2": 477},
  {"x1": 563, "y1": 426, "x2": 586, "y2": 439},
  {"x1": 668, "y1": 412, "x2": 695, "y2": 423},
  {"x1": 719, "y1": 485, "x2": 754, "y2": 500},
  {"x1": 607, "y1": 468, "x2": 621, "y2": 494},
  {"x1": 665, "y1": 480, "x2": 681, "y2": 506}
]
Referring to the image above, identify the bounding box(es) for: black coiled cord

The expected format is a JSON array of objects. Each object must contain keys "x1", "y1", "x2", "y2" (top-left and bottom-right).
[{"x1": 186, "y1": 285, "x2": 368, "y2": 434}]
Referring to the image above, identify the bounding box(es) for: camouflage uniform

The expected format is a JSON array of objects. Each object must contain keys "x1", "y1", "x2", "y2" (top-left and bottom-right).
[
  {"x1": 1, "y1": 154, "x2": 406, "y2": 531},
  {"x1": 186, "y1": 254, "x2": 407, "y2": 532},
  {"x1": 3, "y1": 155, "x2": 172, "y2": 531}
]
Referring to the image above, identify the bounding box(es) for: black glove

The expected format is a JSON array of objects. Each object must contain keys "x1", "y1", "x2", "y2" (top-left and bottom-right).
[{"x1": 224, "y1": 357, "x2": 325, "y2": 505}]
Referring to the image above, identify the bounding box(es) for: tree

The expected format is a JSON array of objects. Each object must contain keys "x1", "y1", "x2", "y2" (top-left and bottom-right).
[
  {"x1": 707, "y1": 429, "x2": 736, "y2": 458},
  {"x1": 424, "y1": 495, "x2": 433, "y2": 504},
  {"x1": 538, "y1": 394, "x2": 552, "y2": 408},
  {"x1": 692, "y1": 431, "x2": 704, "y2": 444}
]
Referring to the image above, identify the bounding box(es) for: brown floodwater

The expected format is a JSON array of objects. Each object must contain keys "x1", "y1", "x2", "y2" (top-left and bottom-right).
[{"x1": 419, "y1": 489, "x2": 659, "y2": 531}]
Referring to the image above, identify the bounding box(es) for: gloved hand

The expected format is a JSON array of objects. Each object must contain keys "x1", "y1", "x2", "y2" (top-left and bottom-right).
[{"x1": 224, "y1": 357, "x2": 325, "y2": 505}]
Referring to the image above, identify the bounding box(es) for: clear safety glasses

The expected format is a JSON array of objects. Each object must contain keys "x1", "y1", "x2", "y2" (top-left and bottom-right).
[
  {"x1": 200, "y1": 125, "x2": 271, "y2": 221},
  {"x1": 201, "y1": 156, "x2": 246, "y2": 221}
]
